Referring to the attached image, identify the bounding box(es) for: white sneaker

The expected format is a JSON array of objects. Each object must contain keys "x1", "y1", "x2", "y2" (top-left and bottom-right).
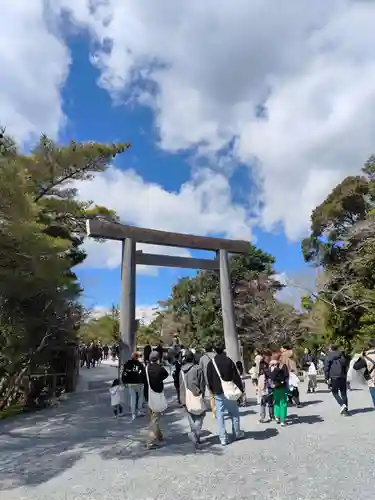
[
  {"x1": 131, "y1": 414, "x2": 136, "y2": 421},
  {"x1": 340, "y1": 404, "x2": 347, "y2": 414}
]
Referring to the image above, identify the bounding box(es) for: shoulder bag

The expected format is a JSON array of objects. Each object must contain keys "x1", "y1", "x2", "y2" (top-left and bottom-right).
[{"x1": 212, "y1": 358, "x2": 242, "y2": 401}]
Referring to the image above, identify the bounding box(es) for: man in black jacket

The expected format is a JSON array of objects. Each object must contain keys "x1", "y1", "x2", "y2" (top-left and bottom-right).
[
  {"x1": 207, "y1": 345, "x2": 244, "y2": 446},
  {"x1": 122, "y1": 352, "x2": 146, "y2": 420},
  {"x1": 145, "y1": 351, "x2": 169, "y2": 448},
  {"x1": 324, "y1": 344, "x2": 349, "y2": 416}
]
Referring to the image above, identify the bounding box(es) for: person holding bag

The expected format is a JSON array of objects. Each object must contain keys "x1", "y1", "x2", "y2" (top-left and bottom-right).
[
  {"x1": 144, "y1": 351, "x2": 169, "y2": 449},
  {"x1": 206, "y1": 345, "x2": 244, "y2": 446},
  {"x1": 179, "y1": 351, "x2": 207, "y2": 446}
]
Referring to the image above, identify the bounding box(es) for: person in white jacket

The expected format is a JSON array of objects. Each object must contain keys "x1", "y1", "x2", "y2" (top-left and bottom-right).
[
  {"x1": 109, "y1": 378, "x2": 123, "y2": 417},
  {"x1": 307, "y1": 361, "x2": 317, "y2": 393}
]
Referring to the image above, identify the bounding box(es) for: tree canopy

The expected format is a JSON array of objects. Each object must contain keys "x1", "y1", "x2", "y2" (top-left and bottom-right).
[
  {"x1": 0, "y1": 130, "x2": 129, "y2": 409},
  {"x1": 301, "y1": 155, "x2": 375, "y2": 352}
]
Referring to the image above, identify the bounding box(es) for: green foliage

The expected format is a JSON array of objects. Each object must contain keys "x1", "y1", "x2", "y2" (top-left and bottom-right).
[
  {"x1": 301, "y1": 155, "x2": 375, "y2": 353},
  {"x1": 0, "y1": 130, "x2": 129, "y2": 408},
  {"x1": 158, "y1": 247, "x2": 302, "y2": 349}
]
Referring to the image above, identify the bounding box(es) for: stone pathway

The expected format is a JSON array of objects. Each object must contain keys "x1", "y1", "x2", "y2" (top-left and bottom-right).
[{"x1": 1, "y1": 368, "x2": 374, "y2": 500}]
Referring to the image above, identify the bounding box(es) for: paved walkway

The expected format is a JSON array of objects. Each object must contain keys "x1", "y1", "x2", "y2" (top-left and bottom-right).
[{"x1": 1, "y1": 367, "x2": 374, "y2": 500}]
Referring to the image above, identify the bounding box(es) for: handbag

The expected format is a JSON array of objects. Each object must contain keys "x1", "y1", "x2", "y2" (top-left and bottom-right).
[
  {"x1": 212, "y1": 358, "x2": 242, "y2": 401},
  {"x1": 181, "y1": 371, "x2": 206, "y2": 415},
  {"x1": 146, "y1": 366, "x2": 168, "y2": 413}
]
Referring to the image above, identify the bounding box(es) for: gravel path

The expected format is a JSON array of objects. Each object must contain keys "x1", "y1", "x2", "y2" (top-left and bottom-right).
[{"x1": 1, "y1": 371, "x2": 374, "y2": 500}]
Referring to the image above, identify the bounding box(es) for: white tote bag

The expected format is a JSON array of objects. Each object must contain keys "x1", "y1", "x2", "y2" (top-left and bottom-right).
[
  {"x1": 181, "y1": 371, "x2": 206, "y2": 415},
  {"x1": 212, "y1": 358, "x2": 242, "y2": 401},
  {"x1": 146, "y1": 366, "x2": 168, "y2": 413}
]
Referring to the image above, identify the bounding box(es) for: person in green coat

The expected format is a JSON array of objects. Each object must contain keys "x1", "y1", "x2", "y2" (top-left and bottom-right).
[{"x1": 268, "y1": 353, "x2": 289, "y2": 426}]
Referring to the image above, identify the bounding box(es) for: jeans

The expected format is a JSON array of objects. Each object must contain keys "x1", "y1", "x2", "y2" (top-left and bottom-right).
[
  {"x1": 331, "y1": 377, "x2": 348, "y2": 408},
  {"x1": 273, "y1": 387, "x2": 288, "y2": 423},
  {"x1": 369, "y1": 387, "x2": 375, "y2": 407},
  {"x1": 129, "y1": 384, "x2": 144, "y2": 417},
  {"x1": 214, "y1": 393, "x2": 241, "y2": 443},
  {"x1": 112, "y1": 404, "x2": 123, "y2": 416},
  {"x1": 186, "y1": 411, "x2": 205, "y2": 440}
]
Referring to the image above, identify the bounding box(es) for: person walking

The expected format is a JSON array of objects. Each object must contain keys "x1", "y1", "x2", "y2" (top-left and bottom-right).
[
  {"x1": 143, "y1": 341, "x2": 152, "y2": 365},
  {"x1": 144, "y1": 351, "x2": 169, "y2": 449},
  {"x1": 324, "y1": 344, "x2": 349, "y2": 416},
  {"x1": 122, "y1": 352, "x2": 146, "y2": 421},
  {"x1": 353, "y1": 339, "x2": 375, "y2": 406},
  {"x1": 199, "y1": 343, "x2": 216, "y2": 418},
  {"x1": 207, "y1": 345, "x2": 244, "y2": 446},
  {"x1": 268, "y1": 353, "x2": 289, "y2": 426},
  {"x1": 179, "y1": 351, "x2": 206, "y2": 446}
]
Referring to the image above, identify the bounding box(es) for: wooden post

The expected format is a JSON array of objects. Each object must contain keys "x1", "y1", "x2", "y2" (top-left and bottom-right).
[
  {"x1": 219, "y1": 250, "x2": 241, "y2": 363},
  {"x1": 119, "y1": 238, "x2": 136, "y2": 412},
  {"x1": 119, "y1": 238, "x2": 136, "y2": 369}
]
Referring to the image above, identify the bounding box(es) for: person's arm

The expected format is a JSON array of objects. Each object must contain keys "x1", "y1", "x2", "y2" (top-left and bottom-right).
[
  {"x1": 232, "y1": 360, "x2": 244, "y2": 391},
  {"x1": 207, "y1": 361, "x2": 214, "y2": 392},
  {"x1": 324, "y1": 356, "x2": 331, "y2": 381},
  {"x1": 160, "y1": 366, "x2": 169, "y2": 380},
  {"x1": 198, "y1": 367, "x2": 206, "y2": 395},
  {"x1": 353, "y1": 356, "x2": 366, "y2": 371}
]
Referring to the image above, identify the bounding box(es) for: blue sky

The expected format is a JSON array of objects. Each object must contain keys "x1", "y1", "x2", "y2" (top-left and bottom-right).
[
  {"x1": 61, "y1": 36, "x2": 307, "y2": 315},
  {"x1": 4, "y1": 1, "x2": 371, "y2": 320}
]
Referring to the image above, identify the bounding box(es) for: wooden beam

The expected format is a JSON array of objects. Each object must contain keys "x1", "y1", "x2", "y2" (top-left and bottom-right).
[
  {"x1": 86, "y1": 219, "x2": 250, "y2": 254},
  {"x1": 136, "y1": 252, "x2": 220, "y2": 270}
]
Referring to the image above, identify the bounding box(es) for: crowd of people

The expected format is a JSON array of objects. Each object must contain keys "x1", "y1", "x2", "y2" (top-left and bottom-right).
[
  {"x1": 105, "y1": 338, "x2": 375, "y2": 450},
  {"x1": 79, "y1": 342, "x2": 119, "y2": 368}
]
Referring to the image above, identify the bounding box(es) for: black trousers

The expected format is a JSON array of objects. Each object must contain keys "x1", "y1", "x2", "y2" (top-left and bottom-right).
[{"x1": 331, "y1": 377, "x2": 348, "y2": 407}]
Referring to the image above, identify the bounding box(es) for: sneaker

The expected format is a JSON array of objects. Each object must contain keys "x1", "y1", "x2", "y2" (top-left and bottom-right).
[
  {"x1": 220, "y1": 440, "x2": 228, "y2": 446},
  {"x1": 258, "y1": 418, "x2": 265, "y2": 424},
  {"x1": 280, "y1": 422, "x2": 287, "y2": 427},
  {"x1": 131, "y1": 414, "x2": 136, "y2": 421},
  {"x1": 340, "y1": 404, "x2": 347, "y2": 415},
  {"x1": 234, "y1": 430, "x2": 245, "y2": 440},
  {"x1": 275, "y1": 418, "x2": 281, "y2": 424},
  {"x1": 188, "y1": 431, "x2": 198, "y2": 445}
]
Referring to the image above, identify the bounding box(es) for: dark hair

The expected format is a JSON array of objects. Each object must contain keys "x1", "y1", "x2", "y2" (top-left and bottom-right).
[
  {"x1": 282, "y1": 344, "x2": 291, "y2": 350},
  {"x1": 330, "y1": 344, "x2": 338, "y2": 351},
  {"x1": 214, "y1": 345, "x2": 224, "y2": 355},
  {"x1": 236, "y1": 361, "x2": 244, "y2": 375},
  {"x1": 112, "y1": 379, "x2": 120, "y2": 387},
  {"x1": 252, "y1": 362, "x2": 256, "y2": 367},
  {"x1": 205, "y1": 343, "x2": 212, "y2": 352},
  {"x1": 185, "y1": 351, "x2": 195, "y2": 363}
]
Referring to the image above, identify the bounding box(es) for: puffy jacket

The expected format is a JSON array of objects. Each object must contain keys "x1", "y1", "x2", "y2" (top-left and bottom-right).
[
  {"x1": 280, "y1": 350, "x2": 297, "y2": 373},
  {"x1": 179, "y1": 362, "x2": 206, "y2": 406},
  {"x1": 324, "y1": 350, "x2": 348, "y2": 380}
]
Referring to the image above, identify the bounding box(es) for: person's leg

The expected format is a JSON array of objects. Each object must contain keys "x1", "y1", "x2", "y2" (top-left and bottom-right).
[
  {"x1": 259, "y1": 395, "x2": 267, "y2": 422},
  {"x1": 268, "y1": 395, "x2": 275, "y2": 420},
  {"x1": 278, "y1": 389, "x2": 288, "y2": 424},
  {"x1": 369, "y1": 387, "x2": 375, "y2": 407},
  {"x1": 209, "y1": 390, "x2": 216, "y2": 418},
  {"x1": 273, "y1": 388, "x2": 281, "y2": 422},
  {"x1": 113, "y1": 404, "x2": 118, "y2": 416},
  {"x1": 338, "y1": 378, "x2": 348, "y2": 408},
  {"x1": 129, "y1": 387, "x2": 137, "y2": 419},
  {"x1": 293, "y1": 388, "x2": 301, "y2": 406},
  {"x1": 224, "y1": 397, "x2": 242, "y2": 438},
  {"x1": 214, "y1": 394, "x2": 228, "y2": 444},
  {"x1": 330, "y1": 378, "x2": 344, "y2": 407},
  {"x1": 312, "y1": 375, "x2": 317, "y2": 391},
  {"x1": 136, "y1": 385, "x2": 144, "y2": 413},
  {"x1": 118, "y1": 404, "x2": 123, "y2": 415}
]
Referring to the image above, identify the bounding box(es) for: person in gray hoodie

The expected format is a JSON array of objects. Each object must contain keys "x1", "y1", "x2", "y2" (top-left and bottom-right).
[
  {"x1": 180, "y1": 351, "x2": 206, "y2": 445},
  {"x1": 199, "y1": 343, "x2": 216, "y2": 418}
]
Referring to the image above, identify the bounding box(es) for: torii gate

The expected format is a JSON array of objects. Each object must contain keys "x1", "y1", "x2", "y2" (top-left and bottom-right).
[{"x1": 86, "y1": 219, "x2": 251, "y2": 366}]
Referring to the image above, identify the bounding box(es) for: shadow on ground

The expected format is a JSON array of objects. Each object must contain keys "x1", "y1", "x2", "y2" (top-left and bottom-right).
[{"x1": 0, "y1": 385, "x2": 234, "y2": 490}]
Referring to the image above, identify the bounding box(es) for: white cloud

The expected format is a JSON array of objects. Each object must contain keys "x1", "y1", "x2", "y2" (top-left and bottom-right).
[
  {"x1": 76, "y1": 167, "x2": 253, "y2": 272},
  {"x1": 90, "y1": 304, "x2": 157, "y2": 324},
  {"x1": 274, "y1": 270, "x2": 319, "y2": 309},
  {"x1": 54, "y1": 0, "x2": 375, "y2": 240},
  {"x1": 0, "y1": 1, "x2": 69, "y2": 143}
]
